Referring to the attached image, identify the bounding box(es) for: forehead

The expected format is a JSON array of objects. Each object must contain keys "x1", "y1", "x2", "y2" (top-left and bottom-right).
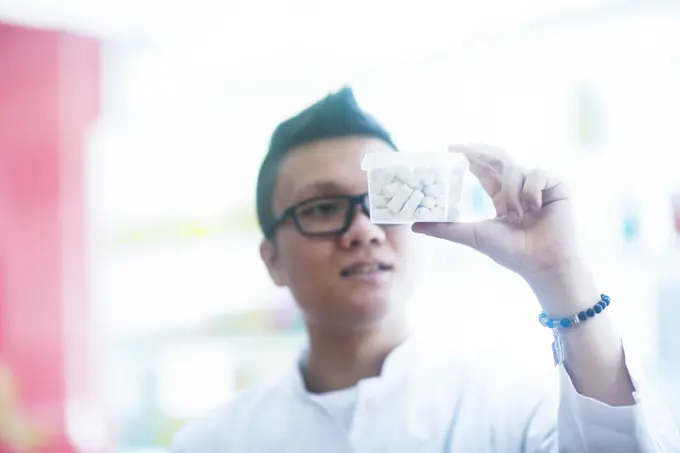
[{"x1": 273, "y1": 137, "x2": 393, "y2": 209}]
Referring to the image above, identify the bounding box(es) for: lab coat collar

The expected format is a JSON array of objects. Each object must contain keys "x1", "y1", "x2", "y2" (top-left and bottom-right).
[{"x1": 288, "y1": 336, "x2": 418, "y2": 398}]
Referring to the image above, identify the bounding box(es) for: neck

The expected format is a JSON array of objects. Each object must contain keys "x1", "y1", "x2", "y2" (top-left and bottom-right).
[{"x1": 302, "y1": 314, "x2": 408, "y2": 394}]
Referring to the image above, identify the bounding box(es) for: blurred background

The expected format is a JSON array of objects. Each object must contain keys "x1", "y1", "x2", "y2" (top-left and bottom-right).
[{"x1": 1, "y1": 0, "x2": 680, "y2": 451}]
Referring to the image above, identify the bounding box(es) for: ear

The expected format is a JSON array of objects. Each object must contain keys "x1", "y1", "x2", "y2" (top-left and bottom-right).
[{"x1": 260, "y1": 239, "x2": 286, "y2": 287}]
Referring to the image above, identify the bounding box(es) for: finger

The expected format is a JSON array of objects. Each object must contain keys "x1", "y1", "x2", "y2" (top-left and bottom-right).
[
  {"x1": 501, "y1": 165, "x2": 525, "y2": 223},
  {"x1": 450, "y1": 145, "x2": 512, "y2": 218},
  {"x1": 468, "y1": 159, "x2": 502, "y2": 198},
  {"x1": 491, "y1": 192, "x2": 509, "y2": 218},
  {"x1": 542, "y1": 177, "x2": 570, "y2": 206},
  {"x1": 412, "y1": 218, "x2": 509, "y2": 255},
  {"x1": 450, "y1": 143, "x2": 515, "y2": 175},
  {"x1": 412, "y1": 221, "x2": 479, "y2": 248},
  {"x1": 449, "y1": 145, "x2": 503, "y2": 212},
  {"x1": 523, "y1": 169, "x2": 569, "y2": 207},
  {"x1": 463, "y1": 159, "x2": 510, "y2": 218},
  {"x1": 522, "y1": 169, "x2": 545, "y2": 211}
]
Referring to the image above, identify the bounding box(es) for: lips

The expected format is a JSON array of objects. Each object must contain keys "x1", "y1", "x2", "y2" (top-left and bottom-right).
[{"x1": 340, "y1": 262, "x2": 393, "y2": 277}]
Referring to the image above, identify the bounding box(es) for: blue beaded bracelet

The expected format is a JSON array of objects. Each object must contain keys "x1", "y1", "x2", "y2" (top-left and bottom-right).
[
  {"x1": 538, "y1": 294, "x2": 611, "y2": 330},
  {"x1": 539, "y1": 294, "x2": 611, "y2": 365}
]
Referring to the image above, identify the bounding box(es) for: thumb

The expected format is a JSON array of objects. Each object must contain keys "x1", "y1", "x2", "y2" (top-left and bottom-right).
[{"x1": 411, "y1": 221, "x2": 480, "y2": 248}]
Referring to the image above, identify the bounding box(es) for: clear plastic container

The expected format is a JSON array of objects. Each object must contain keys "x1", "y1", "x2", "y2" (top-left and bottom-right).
[{"x1": 361, "y1": 152, "x2": 469, "y2": 223}]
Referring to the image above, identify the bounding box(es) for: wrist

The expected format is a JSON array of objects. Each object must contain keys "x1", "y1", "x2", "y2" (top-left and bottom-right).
[{"x1": 523, "y1": 260, "x2": 600, "y2": 318}]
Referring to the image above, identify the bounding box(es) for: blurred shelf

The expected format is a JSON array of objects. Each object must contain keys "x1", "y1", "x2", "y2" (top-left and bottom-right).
[
  {"x1": 114, "y1": 304, "x2": 306, "y2": 349},
  {"x1": 118, "y1": 449, "x2": 165, "y2": 453}
]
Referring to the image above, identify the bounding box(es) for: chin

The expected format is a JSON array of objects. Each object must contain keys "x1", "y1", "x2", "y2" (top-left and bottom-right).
[{"x1": 344, "y1": 293, "x2": 398, "y2": 324}]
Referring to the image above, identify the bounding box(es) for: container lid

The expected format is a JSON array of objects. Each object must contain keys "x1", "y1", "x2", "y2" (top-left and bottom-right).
[{"x1": 361, "y1": 151, "x2": 469, "y2": 171}]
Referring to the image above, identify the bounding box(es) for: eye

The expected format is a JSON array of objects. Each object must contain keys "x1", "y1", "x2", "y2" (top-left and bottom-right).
[{"x1": 297, "y1": 199, "x2": 344, "y2": 218}]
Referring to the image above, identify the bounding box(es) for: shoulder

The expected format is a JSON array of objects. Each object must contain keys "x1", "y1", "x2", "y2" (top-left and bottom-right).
[
  {"x1": 416, "y1": 340, "x2": 558, "y2": 415},
  {"x1": 169, "y1": 375, "x2": 292, "y2": 453}
]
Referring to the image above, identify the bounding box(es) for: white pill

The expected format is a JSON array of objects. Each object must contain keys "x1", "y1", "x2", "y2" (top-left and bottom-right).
[
  {"x1": 430, "y1": 206, "x2": 445, "y2": 220},
  {"x1": 404, "y1": 171, "x2": 422, "y2": 188},
  {"x1": 395, "y1": 167, "x2": 413, "y2": 183},
  {"x1": 371, "y1": 169, "x2": 394, "y2": 186},
  {"x1": 446, "y1": 207, "x2": 460, "y2": 221},
  {"x1": 421, "y1": 196, "x2": 436, "y2": 209},
  {"x1": 424, "y1": 183, "x2": 444, "y2": 197},
  {"x1": 369, "y1": 181, "x2": 385, "y2": 197},
  {"x1": 371, "y1": 208, "x2": 395, "y2": 223},
  {"x1": 421, "y1": 172, "x2": 435, "y2": 186},
  {"x1": 387, "y1": 184, "x2": 414, "y2": 214},
  {"x1": 381, "y1": 182, "x2": 402, "y2": 198},
  {"x1": 414, "y1": 207, "x2": 431, "y2": 220},
  {"x1": 436, "y1": 195, "x2": 446, "y2": 207},
  {"x1": 409, "y1": 177, "x2": 423, "y2": 189},
  {"x1": 398, "y1": 190, "x2": 424, "y2": 219},
  {"x1": 370, "y1": 194, "x2": 389, "y2": 208}
]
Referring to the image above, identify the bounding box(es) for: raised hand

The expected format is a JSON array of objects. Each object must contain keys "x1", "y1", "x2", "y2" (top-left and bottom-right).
[{"x1": 413, "y1": 143, "x2": 580, "y2": 281}]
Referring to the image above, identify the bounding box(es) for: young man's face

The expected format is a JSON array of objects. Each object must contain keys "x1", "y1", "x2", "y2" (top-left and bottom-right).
[{"x1": 260, "y1": 137, "x2": 420, "y2": 329}]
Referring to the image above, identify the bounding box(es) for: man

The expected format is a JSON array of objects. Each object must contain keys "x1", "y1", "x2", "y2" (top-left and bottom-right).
[{"x1": 171, "y1": 87, "x2": 680, "y2": 452}]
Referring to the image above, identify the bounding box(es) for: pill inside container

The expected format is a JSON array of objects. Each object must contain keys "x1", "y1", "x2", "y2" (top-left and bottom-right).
[{"x1": 361, "y1": 152, "x2": 469, "y2": 223}]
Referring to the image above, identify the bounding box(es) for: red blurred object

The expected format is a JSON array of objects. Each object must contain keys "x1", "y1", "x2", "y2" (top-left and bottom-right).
[
  {"x1": 0, "y1": 22, "x2": 106, "y2": 452},
  {"x1": 673, "y1": 193, "x2": 680, "y2": 235}
]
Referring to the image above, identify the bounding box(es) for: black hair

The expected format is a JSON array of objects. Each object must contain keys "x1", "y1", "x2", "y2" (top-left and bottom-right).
[{"x1": 255, "y1": 86, "x2": 398, "y2": 237}]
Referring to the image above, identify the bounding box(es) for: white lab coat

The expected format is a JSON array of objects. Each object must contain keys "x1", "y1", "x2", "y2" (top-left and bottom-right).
[{"x1": 170, "y1": 337, "x2": 680, "y2": 452}]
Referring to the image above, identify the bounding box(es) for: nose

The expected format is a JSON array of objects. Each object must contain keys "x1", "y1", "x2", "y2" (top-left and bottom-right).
[{"x1": 338, "y1": 205, "x2": 386, "y2": 249}]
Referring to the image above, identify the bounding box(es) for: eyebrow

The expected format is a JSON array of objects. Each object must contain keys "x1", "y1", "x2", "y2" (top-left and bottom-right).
[{"x1": 292, "y1": 181, "x2": 348, "y2": 200}]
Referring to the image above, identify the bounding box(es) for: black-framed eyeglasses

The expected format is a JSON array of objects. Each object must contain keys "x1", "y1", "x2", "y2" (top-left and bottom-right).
[{"x1": 267, "y1": 193, "x2": 371, "y2": 238}]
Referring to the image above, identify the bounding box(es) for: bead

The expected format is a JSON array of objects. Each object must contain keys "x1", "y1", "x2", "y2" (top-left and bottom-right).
[{"x1": 539, "y1": 295, "x2": 611, "y2": 330}]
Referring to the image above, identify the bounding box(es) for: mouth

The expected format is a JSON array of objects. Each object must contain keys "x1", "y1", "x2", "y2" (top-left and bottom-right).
[{"x1": 340, "y1": 262, "x2": 393, "y2": 277}]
